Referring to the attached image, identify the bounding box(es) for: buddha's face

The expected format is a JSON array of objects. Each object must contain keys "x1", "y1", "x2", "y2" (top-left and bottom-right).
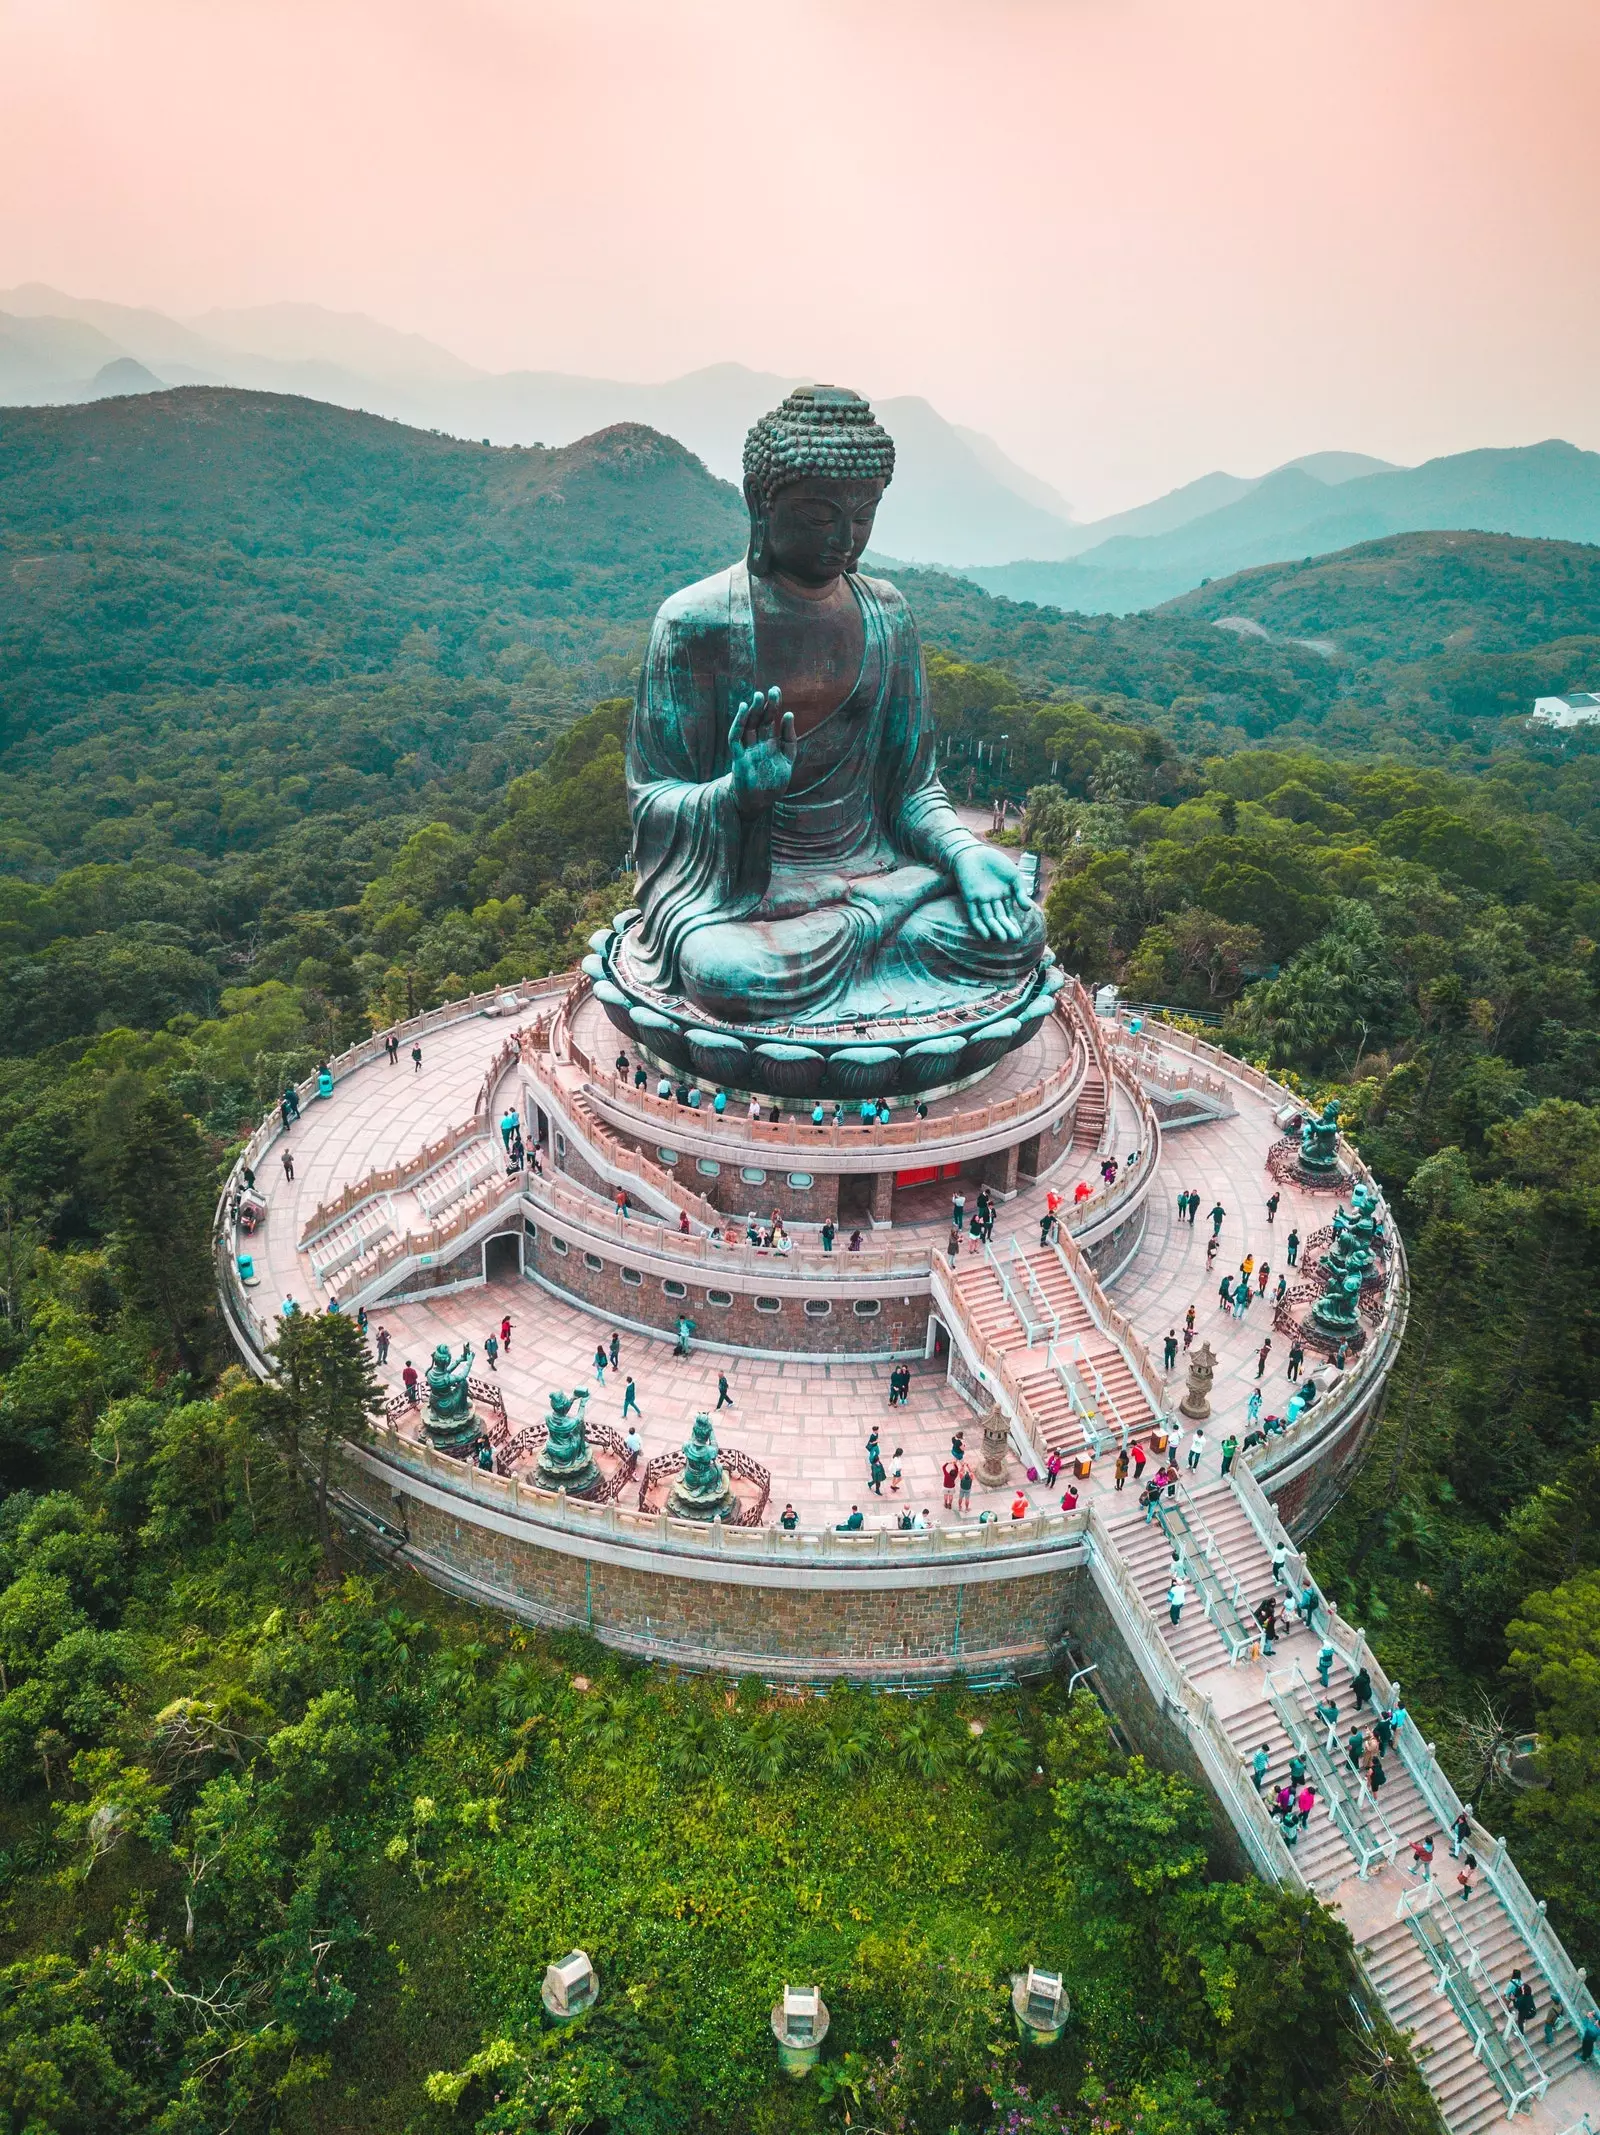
[{"x1": 751, "y1": 476, "x2": 886, "y2": 587}]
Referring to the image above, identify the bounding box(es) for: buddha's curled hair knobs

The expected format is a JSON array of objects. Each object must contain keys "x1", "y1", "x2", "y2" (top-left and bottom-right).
[{"x1": 743, "y1": 384, "x2": 896, "y2": 501}]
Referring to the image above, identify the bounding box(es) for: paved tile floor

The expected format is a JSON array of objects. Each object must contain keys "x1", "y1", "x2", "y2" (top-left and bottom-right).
[{"x1": 239, "y1": 1000, "x2": 1351, "y2": 1530}]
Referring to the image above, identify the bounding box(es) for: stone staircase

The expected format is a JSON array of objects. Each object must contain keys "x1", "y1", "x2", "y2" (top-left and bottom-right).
[
  {"x1": 415, "y1": 1139, "x2": 499, "y2": 1221},
  {"x1": 950, "y1": 1248, "x2": 1156, "y2": 1462},
  {"x1": 1358, "y1": 1918, "x2": 1538, "y2": 2135},
  {"x1": 307, "y1": 1201, "x2": 393, "y2": 1287},
  {"x1": 1072, "y1": 1058, "x2": 1107, "y2": 1151},
  {"x1": 1095, "y1": 1475, "x2": 1595, "y2": 2133}
]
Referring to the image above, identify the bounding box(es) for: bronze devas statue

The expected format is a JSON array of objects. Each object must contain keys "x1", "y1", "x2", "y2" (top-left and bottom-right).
[{"x1": 618, "y1": 386, "x2": 1045, "y2": 1033}]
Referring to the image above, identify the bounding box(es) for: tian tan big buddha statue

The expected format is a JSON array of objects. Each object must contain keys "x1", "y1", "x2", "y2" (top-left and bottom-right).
[{"x1": 588, "y1": 386, "x2": 1062, "y2": 1098}]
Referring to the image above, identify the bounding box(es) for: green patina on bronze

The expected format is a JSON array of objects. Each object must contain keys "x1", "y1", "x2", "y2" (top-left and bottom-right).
[
  {"x1": 1298, "y1": 1100, "x2": 1343, "y2": 1182},
  {"x1": 536, "y1": 1386, "x2": 600, "y2": 1496},
  {"x1": 595, "y1": 387, "x2": 1050, "y2": 1096},
  {"x1": 423, "y1": 1341, "x2": 479, "y2": 1457},
  {"x1": 667, "y1": 1411, "x2": 735, "y2": 1523}
]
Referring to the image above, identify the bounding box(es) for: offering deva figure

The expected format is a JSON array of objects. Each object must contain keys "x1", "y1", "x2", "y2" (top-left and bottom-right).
[{"x1": 621, "y1": 386, "x2": 1046, "y2": 1026}]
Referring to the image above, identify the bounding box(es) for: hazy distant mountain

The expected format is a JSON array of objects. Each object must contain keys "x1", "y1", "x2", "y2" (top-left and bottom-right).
[
  {"x1": 1280, "y1": 451, "x2": 1398, "y2": 485},
  {"x1": 89, "y1": 357, "x2": 165, "y2": 398},
  {"x1": 0, "y1": 310, "x2": 129, "y2": 404},
  {"x1": 965, "y1": 442, "x2": 1600, "y2": 614},
  {"x1": 958, "y1": 452, "x2": 1401, "y2": 576},
  {"x1": 0, "y1": 287, "x2": 1080, "y2": 567},
  {"x1": 188, "y1": 301, "x2": 481, "y2": 384}
]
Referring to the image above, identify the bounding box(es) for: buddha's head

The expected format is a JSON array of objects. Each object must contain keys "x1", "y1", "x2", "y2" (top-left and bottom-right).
[{"x1": 742, "y1": 385, "x2": 896, "y2": 585}]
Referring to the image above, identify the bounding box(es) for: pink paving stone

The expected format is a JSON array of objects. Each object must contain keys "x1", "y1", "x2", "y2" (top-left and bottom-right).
[{"x1": 235, "y1": 997, "x2": 1343, "y2": 1531}]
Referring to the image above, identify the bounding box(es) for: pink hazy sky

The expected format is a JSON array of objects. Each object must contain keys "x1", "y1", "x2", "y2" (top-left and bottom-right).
[{"x1": 2, "y1": 0, "x2": 1597, "y2": 515}]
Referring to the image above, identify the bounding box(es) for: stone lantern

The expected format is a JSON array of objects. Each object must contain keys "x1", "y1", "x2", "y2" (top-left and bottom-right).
[
  {"x1": 1179, "y1": 1341, "x2": 1216, "y2": 1422},
  {"x1": 540, "y1": 1949, "x2": 598, "y2": 2024},
  {"x1": 1011, "y1": 1965, "x2": 1069, "y2": 2046},
  {"x1": 977, "y1": 1401, "x2": 1011, "y2": 1490},
  {"x1": 771, "y1": 1982, "x2": 830, "y2": 2074}
]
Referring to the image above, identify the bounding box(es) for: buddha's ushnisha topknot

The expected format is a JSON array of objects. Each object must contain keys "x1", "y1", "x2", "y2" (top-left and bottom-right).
[{"x1": 742, "y1": 385, "x2": 896, "y2": 502}]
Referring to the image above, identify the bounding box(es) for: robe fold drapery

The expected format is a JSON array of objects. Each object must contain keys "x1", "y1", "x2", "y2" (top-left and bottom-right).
[{"x1": 624, "y1": 562, "x2": 1043, "y2": 1025}]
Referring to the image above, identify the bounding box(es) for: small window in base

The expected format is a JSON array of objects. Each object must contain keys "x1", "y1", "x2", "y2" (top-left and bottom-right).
[
  {"x1": 740, "y1": 1166, "x2": 768, "y2": 1185},
  {"x1": 804, "y1": 1299, "x2": 831, "y2": 1318},
  {"x1": 787, "y1": 1171, "x2": 813, "y2": 1189},
  {"x1": 583, "y1": 1252, "x2": 604, "y2": 1272},
  {"x1": 853, "y1": 1298, "x2": 881, "y2": 1317},
  {"x1": 657, "y1": 1147, "x2": 679, "y2": 1166},
  {"x1": 706, "y1": 1289, "x2": 733, "y2": 1308},
  {"x1": 663, "y1": 1278, "x2": 688, "y2": 1299},
  {"x1": 555, "y1": 1132, "x2": 567, "y2": 1158},
  {"x1": 754, "y1": 1295, "x2": 782, "y2": 1314},
  {"x1": 620, "y1": 1267, "x2": 643, "y2": 1287},
  {"x1": 549, "y1": 1236, "x2": 569, "y2": 1257},
  {"x1": 696, "y1": 1158, "x2": 721, "y2": 1177}
]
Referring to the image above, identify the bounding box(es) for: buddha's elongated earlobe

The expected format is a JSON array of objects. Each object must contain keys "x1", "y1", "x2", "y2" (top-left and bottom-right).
[
  {"x1": 749, "y1": 510, "x2": 772, "y2": 574},
  {"x1": 743, "y1": 477, "x2": 770, "y2": 575}
]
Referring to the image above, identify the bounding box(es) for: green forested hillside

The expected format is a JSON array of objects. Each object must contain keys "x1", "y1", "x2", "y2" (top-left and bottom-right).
[
  {"x1": 0, "y1": 387, "x2": 1597, "y2": 2132},
  {"x1": 1, "y1": 394, "x2": 1594, "y2": 897}
]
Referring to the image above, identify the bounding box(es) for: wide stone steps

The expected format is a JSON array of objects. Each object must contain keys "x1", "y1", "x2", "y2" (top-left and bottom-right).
[
  {"x1": 951, "y1": 1264, "x2": 1022, "y2": 1342},
  {"x1": 307, "y1": 1200, "x2": 393, "y2": 1287},
  {"x1": 1104, "y1": 1479, "x2": 1589, "y2": 2131},
  {"x1": 1008, "y1": 1366, "x2": 1088, "y2": 1460},
  {"x1": 1017, "y1": 1249, "x2": 1098, "y2": 1335},
  {"x1": 1357, "y1": 1919, "x2": 1515, "y2": 2135},
  {"x1": 951, "y1": 1254, "x2": 1154, "y2": 1457},
  {"x1": 415, "y1": 1138, "x2": 499, "y2": 1221},
  {"x1": 1101, "y1": 1500, "x2": 1252, "y2": 1678}
]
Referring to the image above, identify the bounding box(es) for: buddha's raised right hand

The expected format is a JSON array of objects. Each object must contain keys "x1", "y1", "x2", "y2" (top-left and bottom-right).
[{"x1": 729, "y1": 687, "x2": 796, "y2": 817}]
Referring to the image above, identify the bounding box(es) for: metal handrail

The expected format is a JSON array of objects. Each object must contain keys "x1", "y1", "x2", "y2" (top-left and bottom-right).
[
  {"x1": 1399, "y1": 1882, "x2": 1550, "y2": 2115},
  {"x1": 1229, "y1": 1464, "x2": 1598, "y2": 2039},
  {"x1": 1045, "y1": 1343, "x2": 1111, "y2": 1456},
  {"x1": 1153, "y1": 1497, "x2": 1255, "y2": 1663},
  {"x1": 1074, "y1": 1339, "x2": 1130, "y2": 1447},
  {"x1": 1266, "y1": 1660, "x2": 1399, "y2": 1878},
  {"x1": 1170, "y1": 1478, "x2": 1255, "y2": 1623},
  {"x1": 983, "y1": 1239, "x2": 1030, "y2": 1334},
  {"x1": 1008, "y1": 1236, "x2": 1060, "y2": 1345}
]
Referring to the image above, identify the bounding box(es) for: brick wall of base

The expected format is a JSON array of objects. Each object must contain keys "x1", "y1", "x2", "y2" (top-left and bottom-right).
[
  {"x1": 1059, "y1": 1567, "x2": 1253, "y2": 1882},
  {"x1": 524, "y1": 1223, "x2": 929, "y2": 1357},
  {"x1": 1263, "y1": 1374, "x2": 1388, "y2": 1536},
  {"x1": 337, "y1": 1448, "x2": 1080, "y2": 1684}
]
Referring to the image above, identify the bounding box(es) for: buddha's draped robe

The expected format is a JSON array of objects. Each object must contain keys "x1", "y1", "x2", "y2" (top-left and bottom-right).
[{"x1": 624, "y1": 564, "x2": 1044, "y2": 1024}]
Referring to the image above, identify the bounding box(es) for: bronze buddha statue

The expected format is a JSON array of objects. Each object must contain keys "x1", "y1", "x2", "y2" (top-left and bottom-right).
[{"x1": 618, "y1": 385, "x2": 1045, "y2": 1031}]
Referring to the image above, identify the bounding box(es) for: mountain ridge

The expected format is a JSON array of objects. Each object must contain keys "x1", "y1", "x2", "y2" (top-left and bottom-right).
[
  {"x1": 0, "y1": 288, "x2": 1076, "y2": 568},
  {"x1": 965, "y1": 440, "x2": 1600, "y2": 613}
]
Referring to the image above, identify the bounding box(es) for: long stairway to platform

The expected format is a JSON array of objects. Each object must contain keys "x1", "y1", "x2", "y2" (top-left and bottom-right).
[{"x1": 1094, "y1": 1473, "x2": 1597, "y2": 2134}]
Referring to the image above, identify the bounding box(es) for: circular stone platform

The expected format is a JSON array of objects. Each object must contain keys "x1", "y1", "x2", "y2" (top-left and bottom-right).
[{"x1": 215, "y1": 969, "x2": 1404, "y2": 1683}]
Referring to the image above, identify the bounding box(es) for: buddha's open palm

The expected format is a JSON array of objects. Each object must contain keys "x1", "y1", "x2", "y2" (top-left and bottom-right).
[
  {"x1": 729, "y1": 688, "x2": 796, "y2": 817},
  {"x1": 953, "y1": 843, "x2": 1033, "y2": 943}
]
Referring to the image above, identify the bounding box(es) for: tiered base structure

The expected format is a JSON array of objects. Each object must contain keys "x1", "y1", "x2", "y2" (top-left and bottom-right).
[{"x1": 212, "y1": 979, "x2": 1600, "y2": 2135}]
